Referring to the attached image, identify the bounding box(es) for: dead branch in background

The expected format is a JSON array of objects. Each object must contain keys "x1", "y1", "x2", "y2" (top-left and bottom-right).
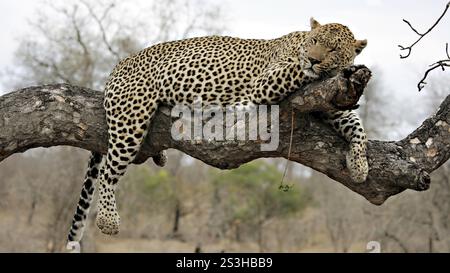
[
  {"x1": 80, "y1": 0, "x2": 121, "y2": 62},
  {"x1": 398, "y1": 1, "x2": 450, "y2": 91},
  {"x1": 417, "y1": 43, "x2": 450, "y2": 91}
]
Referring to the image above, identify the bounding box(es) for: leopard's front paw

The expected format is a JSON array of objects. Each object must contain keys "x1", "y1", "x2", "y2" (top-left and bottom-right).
[
  {"x1": 346, "y1": 143, "x2": 368, "y2": 183},
  {"x1": 96, "y1": 210, "x2": 120, "y2": 236}
]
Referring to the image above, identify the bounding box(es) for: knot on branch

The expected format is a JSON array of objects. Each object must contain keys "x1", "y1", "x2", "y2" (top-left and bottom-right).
[{"x1": 332, "y1": 65, "x2": 372, "y2": 110}]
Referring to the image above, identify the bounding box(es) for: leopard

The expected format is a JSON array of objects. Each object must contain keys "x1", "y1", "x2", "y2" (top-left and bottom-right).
[{"x1": 66, "y1": 18, "x2": 368, "y2": 244}]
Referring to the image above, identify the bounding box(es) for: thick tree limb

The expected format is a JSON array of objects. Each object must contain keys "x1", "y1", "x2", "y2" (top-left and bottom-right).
[{"x1": 1, "y1": 65, "x2": 449, "y2": 205}]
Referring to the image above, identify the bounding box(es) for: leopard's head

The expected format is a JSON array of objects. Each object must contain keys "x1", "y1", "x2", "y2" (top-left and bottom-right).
[{"x1": 301, "y1": 18, "x2": 367, "y2": 78}]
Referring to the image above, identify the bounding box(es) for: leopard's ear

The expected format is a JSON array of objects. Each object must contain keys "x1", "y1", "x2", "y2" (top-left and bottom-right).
[
  {"x1": 310, "y1": 17, "x2": 321, "y2": 30},
  {"x1": 354, "y1": 39, "x2": 367, "y2": 55}
]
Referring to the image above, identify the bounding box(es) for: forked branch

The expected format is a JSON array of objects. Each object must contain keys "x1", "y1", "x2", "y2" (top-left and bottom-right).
[{"x1": 399, "y1": 1, "x2": 450, "y2": 91}]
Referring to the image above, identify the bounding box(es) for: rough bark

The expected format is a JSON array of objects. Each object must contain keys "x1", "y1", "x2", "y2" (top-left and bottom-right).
[{"x1": 1, "y1": 65, "x2": 449, "y2": 205}]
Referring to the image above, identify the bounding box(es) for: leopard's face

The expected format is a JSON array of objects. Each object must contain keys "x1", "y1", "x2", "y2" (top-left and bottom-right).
[{"x1": 300, "y1": 18, "x2": 367, "y2": 78}]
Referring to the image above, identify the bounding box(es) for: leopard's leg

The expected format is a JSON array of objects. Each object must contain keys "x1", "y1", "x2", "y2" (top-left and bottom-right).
[
  {"x1": 66, "y1": 149, "x2": 164, "y2": 243},
  {"x1": 324, "y1": 110, "x2": 368, "y2": 183},
  {"x1": 67, "y1": 151, "x2": 103, "y2": 243},
  {"x1": 95, "y1": 95, "x2": 158, "y2": 235}
]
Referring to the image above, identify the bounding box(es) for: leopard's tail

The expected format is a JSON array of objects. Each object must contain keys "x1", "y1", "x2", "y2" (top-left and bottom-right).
[{"x1": 67, "y1": 152, "x2": 103, "y2": 245}]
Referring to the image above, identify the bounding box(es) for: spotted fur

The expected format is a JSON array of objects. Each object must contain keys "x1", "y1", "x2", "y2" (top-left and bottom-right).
[{"x1": 67, "y1": 18, "x2": 368, "y2": 243}]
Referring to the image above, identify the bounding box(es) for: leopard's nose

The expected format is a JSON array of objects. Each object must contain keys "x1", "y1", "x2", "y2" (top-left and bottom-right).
[{"x1": 309, "y1": 57, "x2": 320, "y2": 65}]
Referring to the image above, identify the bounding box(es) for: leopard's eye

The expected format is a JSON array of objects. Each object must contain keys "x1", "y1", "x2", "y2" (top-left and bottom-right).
[{"x1": 329, "y1": 47, "x2": 337, "y2": 53}]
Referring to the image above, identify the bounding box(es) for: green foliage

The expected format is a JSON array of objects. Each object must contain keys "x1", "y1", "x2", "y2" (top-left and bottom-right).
[
  {"x1": 122, "y1": 166, "x2": 175, "y2": 208},
  {"x1": 143, "y1": 169, "x2": 172, "y2": 194},
  {"x1": 121, "y1": 160, "x2": 313, "y2": 241},
  {"x1": 211, "y1": 160, "x2": 312, "y2": 226}
]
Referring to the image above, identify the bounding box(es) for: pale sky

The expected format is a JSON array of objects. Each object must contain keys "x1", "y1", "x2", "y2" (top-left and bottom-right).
[{"x1": 0, "y1": 0, "x2": 449, "y2": 138}]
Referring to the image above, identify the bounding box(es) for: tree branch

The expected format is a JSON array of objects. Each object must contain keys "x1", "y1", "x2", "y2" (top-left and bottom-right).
[
  {"x1": 1, "y1": 66, "x2": 449, "y2": 206},
  {"x1": 418, "y1": 54, "x2": 450, "y2": 91},
  {"x1": 398, "y1": 1, "x2": 449, "y2": 59},
  {"x1": 80, "y1": 0, "x2": 121, "y2": 62},
  {"x1": 399, "y1": 1, "x2": 450, "y2": 91}
]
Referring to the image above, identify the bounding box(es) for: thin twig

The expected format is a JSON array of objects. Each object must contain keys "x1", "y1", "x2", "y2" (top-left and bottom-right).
[
  {"x1": 446, "y1": 42, "x2": 450, "y2": 59},
  {"x1": 402, "y1": 19, "x2": 422, "y2": 36},
  {"x1": 399, "y1": 2, "x2": 450, "y2": 91},
  {"x1": 398, "y1": 1, "x2": 450, "y2": 59},
  {"x1": 29, "y1": 55, "x2": 72, "y2": 83},
  {"x1": 418, "y1": 59, "x2": 450, "y2": 91},
  {"x1": 68, "y1": 6, "x2": 90, "y2": 58},
  {"x1": 417, "y1": 43, "x2": 450, "y2": 91},
  {"x1": 80, "y1": 0, "x2": 121, "y2": 61},
  {"x1": 279, "y1": 108, "x2": 295, "y2": 192},
  {"x1": 384, "y1": 231, "x2": 410, "y2": 253}
]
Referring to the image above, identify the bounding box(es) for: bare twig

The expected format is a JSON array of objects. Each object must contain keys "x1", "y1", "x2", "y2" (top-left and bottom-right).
[
  {"x1": 67, "y1": 5, "x2": 93, "y2": 87},
  {"x1": 398, "y1": 1, "x2": 450, "y2": 59},
  {"x1": 384, "y1": 231, "x2": 410, "y2": 253},
  {"x1": 279, "y1": 109, "x2": 295, "y2": 192},
  {"x1": 80, "y1": 0, "x2": 121, "y2": 61},
  {"x1": 399, "y1": 1, "x2": 450, "y2": 91},
  {"x1": 446, "y1": 42, "x2": 450, "y2": 59},
  {"x1": 29, "y1": 55, "x2": 72, "y2": 84},
  {"x1": 418, "y1": 52, "x2": 450, "y2": 91},
  {"x1": 181, "y1": 15, "x2": 200, "y2": 39},
  {"x1": 156, "y1": 0, "x2": 177, "y2": 42}
]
